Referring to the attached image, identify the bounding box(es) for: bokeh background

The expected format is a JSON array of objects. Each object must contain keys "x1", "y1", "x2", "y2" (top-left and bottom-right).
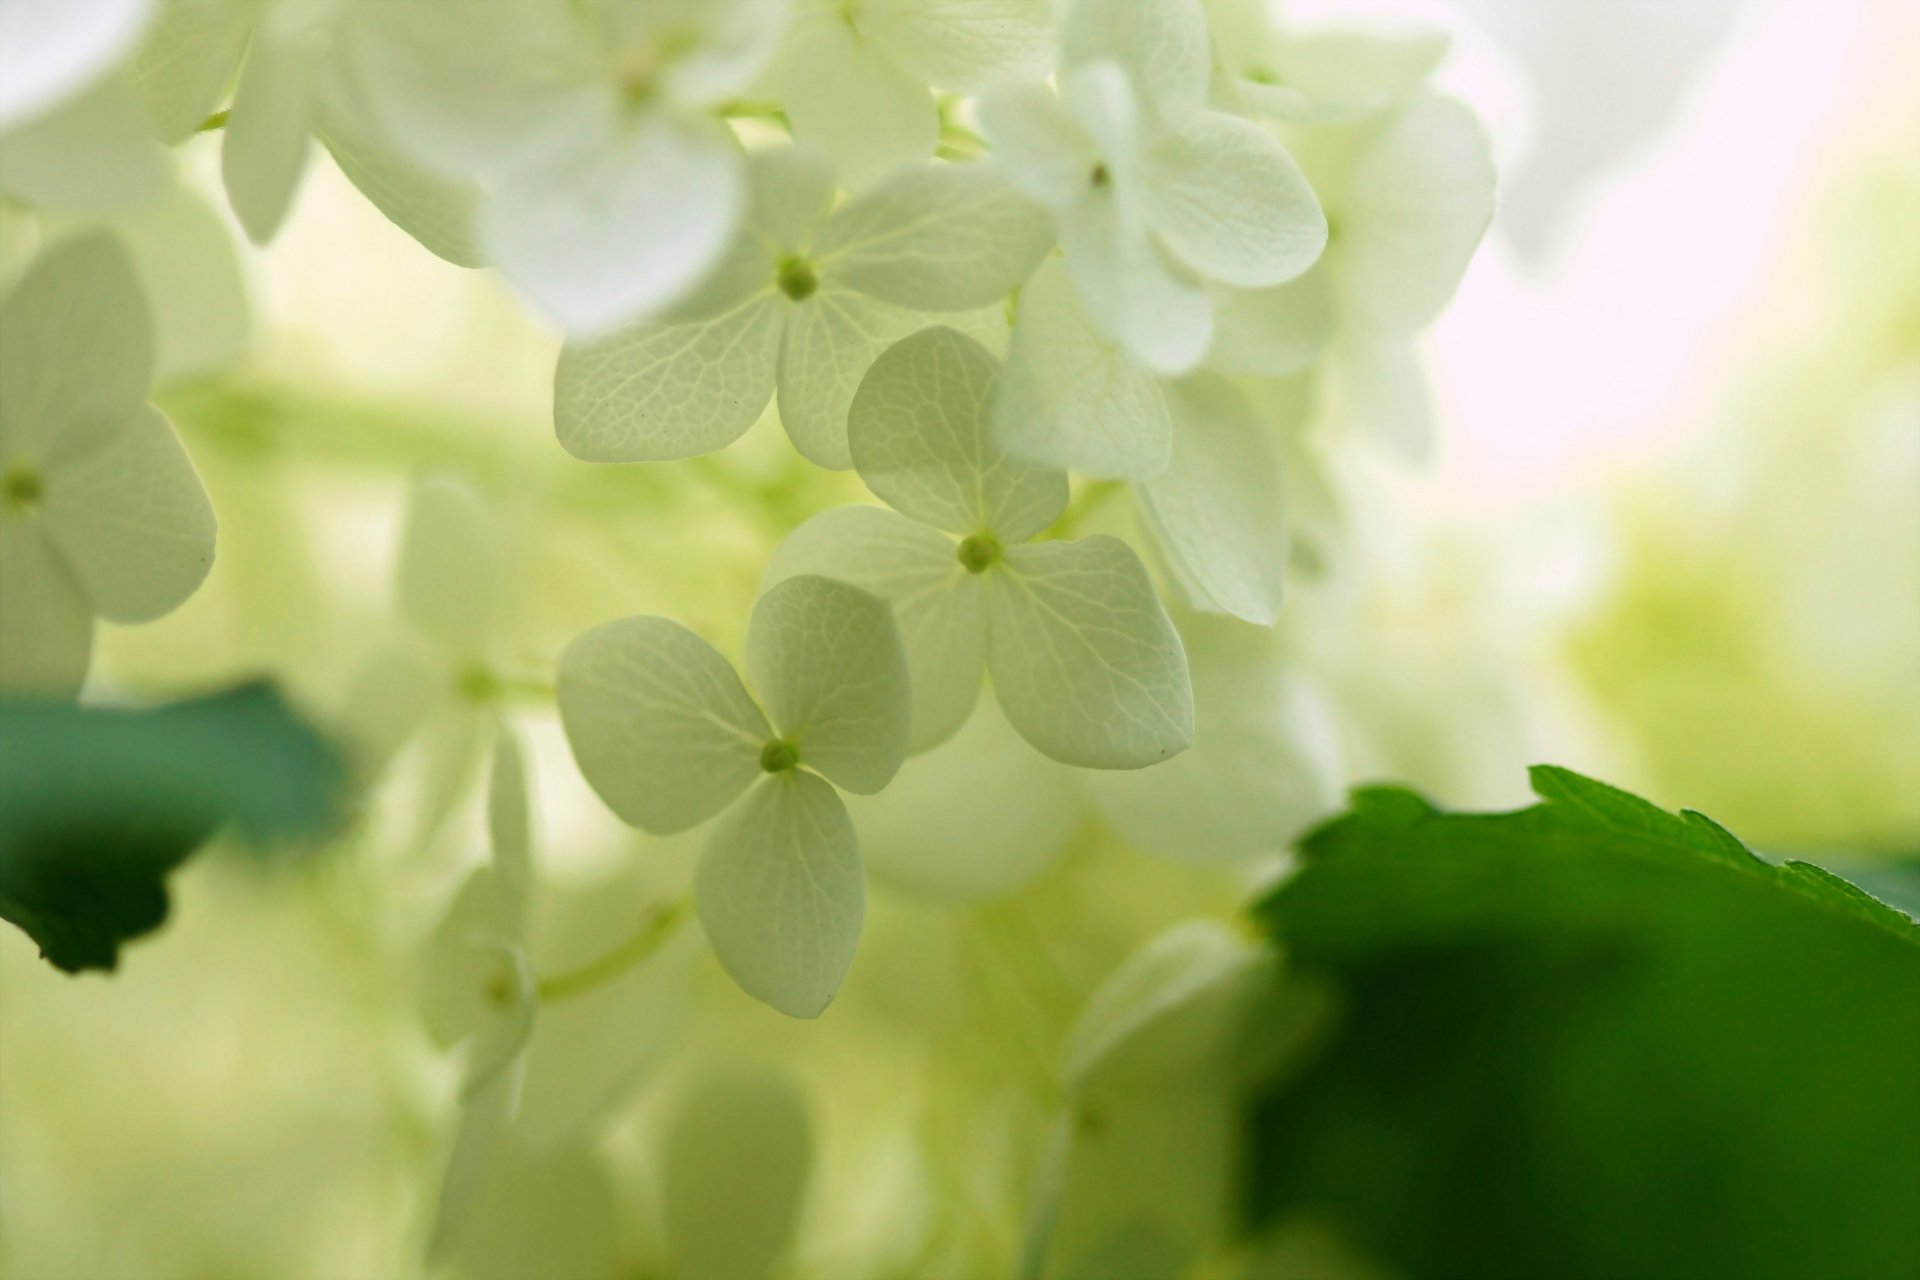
[{"x1": 2, "y1": 0, "x2": 1916, "y2": 1275}]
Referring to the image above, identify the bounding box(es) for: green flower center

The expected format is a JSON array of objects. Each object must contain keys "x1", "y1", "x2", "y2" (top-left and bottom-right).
[
  {"x1": 957, "y1": 533, "x2": 1001, "y2": 574},
  {"x1": 456, "y1": 663, "x2": 501, "y2": 704},
  {"x1": 777, "y1": 256, "x2": 819, "y2": 302},
  {"x1": 2, "y1": 463, "x2": 43, "y2": 514},
  {"x1": 1089, "y1": 162, "x2": 1111, "y2": 188},
  {"x1": 759, "y1": 739, "x2": 800, "y2": 773}
]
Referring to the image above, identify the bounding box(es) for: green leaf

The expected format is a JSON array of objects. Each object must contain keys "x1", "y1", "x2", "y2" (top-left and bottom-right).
[
  {"x1": 0, "y1": 681, "x2": 348, "y2": 973},
  {"x1": 1246, "y1": 768, "x2": 1920, "y2": 1280}
]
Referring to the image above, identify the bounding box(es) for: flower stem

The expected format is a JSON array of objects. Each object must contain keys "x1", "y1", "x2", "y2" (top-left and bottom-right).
[{"x1": 534, "y1": 898, "x2": 689, "y2": 1002}]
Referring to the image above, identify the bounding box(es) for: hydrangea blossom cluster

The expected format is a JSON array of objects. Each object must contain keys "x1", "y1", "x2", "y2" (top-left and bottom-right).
[{"x1": 0, "y1": 0, "x2": 1493, "y2": 1268}]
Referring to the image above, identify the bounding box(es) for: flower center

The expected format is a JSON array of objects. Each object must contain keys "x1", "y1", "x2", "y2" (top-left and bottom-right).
[
  {"x1": 2, "y1": 463, "x2": 43, "y2": 514},
  {"x1": 759, "y1": 739, "x2": 800, "y2": 773},
  {"x1": 456, "y1": 662, "x2": 501, "y2": 704},
  {"x1": 957, "y1": 533, "x2": 1001, "y2": 574},
  {"x1": 777, "y1": 256, "x2": 819, "y2": 302},
  {"x1": 1088, "y1": 162, "x2": 1111, "y2": 188}
]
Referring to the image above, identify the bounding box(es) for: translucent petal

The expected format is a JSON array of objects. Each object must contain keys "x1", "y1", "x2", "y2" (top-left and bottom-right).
[
  {"x1": 1079, "y1": 618, "x2": 1341, "y2": 863},
  {"x1": 0, "y1": 234, "x2": 152, "y2": 447},
  {"x1": 992, "y1": 258, "x2": 1175, "y2": 480},
  {"x1": 1141, "y1": 110, "x2": 1324, "y2": 288},
  {"x1": 1139, "y1": 375, "x2": 1288, "y2": 625},
  {"x1": 733, "y1": 143, "x2": 836, "y2": 264},
  {"x1": 975, "y1": 79, "x2": 1096, "y2": 211},
  {"x1": 850, "y1": 699, "x2": 1080, "y2": 901},
  {"x1": 848, "y1": 325, "x2": 1067, "y2": 541},
  {"x1": 317, "y1": 98, "x2": 484, "y2": 269},
  {"x1": 694, "y1": 771, "x2": 864, "y2": 1019},
  {"x1": 39, "y1": 405, "x2": 213, "y2": 623},
  {"x1": 486, "y1": 730, "x2": 533, "y2": 932},
  {"x1": 0, "y1": 523, "x2": 92, "y2": 698},
  {"x1": 395, "y1": 476, "x2": 503, "y2": 656},
  {"x1": 336, "y1": 643, "x2": 444, "y2": 778},
  {"x1": 110, "y1": 184, "x2": 255, "y2": 382},
  {"x1": 221, "y1": 33, "x2": 317, "y2": 245},
  {"x1": 776, "y1": 287, "x2": 926, "y2": 470},
  {"x1": 126, "y1": 0, "x2": 252, "y2": 142},
  {"x1": 1060, "y1": 185, "x2": 1212, "y2": 377},
  {"x1": 411, "y1": 700, "x2": 494, "y2": 849},
  {"x1": 1203, "y1": 262, "x2": 1333, "y2": 377},
  {"x1": 0, "y1": 0, "x2": 153, "y2": 129},
  {"x1": 479, "y1": 113, "x2": 744, "y2": 336},
  {"x1": 662, "y1": 1066, "x2": 813, "y2": 1280},
  {"x1": 744, "y1": 574, "x2": 910, "y2": 795},
  {"x1": 0, "y1": 78, "x2": 170, "y2": 213},
  {"x1": 1331, "y1": 94, "x2": 1495, "y2": 335},
  {"x1": 1242, "y1": 28, "x2": 1448, "y2": 125},
  {"x1": 987, "y1": 535, "x2": 1192, "y2": 769},
  {"x1": 598, "y1": 0, "x2": 787, "y2": 110},
  {"x1": 426, "y1": 1056, "x2": 519, "y2": 1265},
  {"x1": 778, "y1": 6, "x2": 937, "y2": 191},
  {"x1": 1059, "y1": 0, "x2": 1210, "y2": 119},
  {"x1": 862, "y1": 0, "x2": 1054, "y2": 91},
  {"x1": 1327, "y1": 336, "x2": 1432, "y2": 460},
  {"x1": 815, "y1": 159, "x2": 1055, "y2": 313},
  {"x1": 421, "y1": 870, "x2": 536, "y2": 1056},
  {"x1": 763, "y1": 506, "x2": 984, "y2": 754},
  {"x1": 557, "y1": 616, "x2": 770, "y2": 834}
]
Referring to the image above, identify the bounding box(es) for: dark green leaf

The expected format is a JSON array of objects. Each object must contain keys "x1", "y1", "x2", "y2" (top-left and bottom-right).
[
  {"x1": 1245, "y1": 767, "x2": 1920, "y2": 1280},
  {"x1": 0, "y1": 681, "x2": 346, "y2": 973}
]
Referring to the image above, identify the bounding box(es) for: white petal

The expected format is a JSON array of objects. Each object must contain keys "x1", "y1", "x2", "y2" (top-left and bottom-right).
[
  {"x1": 601, "y1": 0, "x2": 788, "y2": 110},
  {"x1": 1058, "y1": 0, "x2": 1210, "y2": 119},
  {"x1": 40, "y1": 404, "x2": 213, "y2": 623},
  {"x1": 975, "y1": 79, "x2": 1097, "y2": 211},
  {"x1": 480, "y1": 113, "x2": 744, "y2": 336},
  {"x1": 848, "y1": 325, "x2": 1067, "y2": 540},
  {"x1": 1059, "y1": 185, "x2": 1212, "y2": 377},
  {"x1": 1139, "y1": 375, "x2": 1288, "y2": 625},
  {"x1": 764, "y1": 506, "x2": 984, "y2": 755},
  {"x1": 1079, "y1": 617, "x2": 1341, "y2": 864},
  {"x1": 744, "y1": 574, "x2": 910, "y2": 795},
  {"x1": 125, "y1": 0, "x2": 252, "y2": 142},
  {"x1": 426, "y1": 1055, "x2": 520, "y2": 1265},
  {"x1": 849, "y1": 698, "x2": 1080, "y2": 901},
  {"x1": 317, "y1": 98, "x2": 485, "y2": 269},
  {"x1": 987, "y1": 535, "x2": 1192, "y2": 769},
  {"x1": 815, "y1": 159, "x2": 1054, "y2": 312},
  {"x1": 1243, "y1": 27, "x2": 1448, "y2": 125},
  {"x1": 486, "y1": 728, "x2": 535, "y2": 937},
  {"x1": 221, "y1": 32, "x2": 318, "y2": 245},
  {"x1": 775, "y1": 287, "x2": 926, "y2": 470},
  {"x1": 1141, "y1": 110, "x2": 1324, "y2": 288},
  {"x1": 778, "y1": 5, "x2": 937, "y2": 190},
  {"x1": 0, "y1": 77, "x2": 169, "y2": 213},
  {"x1": 553, "y1": 294, "x2": 783, "y2": 462},
  {"x1": 557, "y1": 616, "x2": 770, "y2": 834},
  {"x1": 695, "y1": 771, "x2": 864, "y2": 1019},
  {"x1": 992, "y1": 258, "x2": 1175, "y2": 480},
  {"x1": 0, "y1": 0, "x2": 154, "y2": 130},
  {"x1": 662, "y1": 1066, "x2": 814, "y2": 1280},
  {"x1": 1326, "y1": 335, "x2": 1433, "y2": 461},
  {"x1": 397, "y1": 475, "x2": 506, "y2": 657},
  {"x1": 1203, "y1": 263, "x2": 1333, "y2": 377},
  {"x1": 0, "y1": 234, "x2": 152, "y2": 447},
  {"x1": 0, "y1": 522, "x2": 92, "y2": 698},
  {"x1": 1328, "y1": 93, "x2": 1495, "y2": 335},
  {"x1": 109, "y1": 185, "x2": 255, "y2": 382},
  {"x1": 861, "y1": 0, "x2": 1054, "y2": 91}
]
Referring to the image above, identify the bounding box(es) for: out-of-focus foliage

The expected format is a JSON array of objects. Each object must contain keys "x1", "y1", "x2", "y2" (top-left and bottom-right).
[
  {"x1": 0, "y1": 681, "x2": 345, "y2": 972},
  {"x1": 1242, "y1": 768, "x2": 1920, "y2": 1280}
]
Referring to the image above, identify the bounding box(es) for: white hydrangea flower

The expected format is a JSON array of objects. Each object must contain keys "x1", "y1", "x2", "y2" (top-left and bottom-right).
[
  {"x1": 340, "y1": 0, "x2": 788, "y2": 335},
  {"x1": 774, "y1": 0, "x2": 1054, "y2": 188},
  {"x1": 1204, "y1": 0, "x2": 1449, "y2": 127},
  {"x1": 767, "y1": 325, "x2": 1194, "y2": 767},
  {"x1": 979, "y1": 0, "x2": 1324, "y2": 377},
  {"x1": 557, "y1": 574, "x2": 911, "y2": 1018},
  {"x1": 0, "y1": 234, "x2": 215, "y2": 698},
  {"x1": 0, "y1": 0, "x2": 155, "y2": 130},
  {"x1": 0, "y1": 74, "x2": 169, "y2": 214},
  {"x1": 555, "y1": 145, "x2": 1051, "y2": 470}
]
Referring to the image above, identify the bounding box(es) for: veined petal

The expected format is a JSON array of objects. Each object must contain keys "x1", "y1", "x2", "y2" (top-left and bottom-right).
[
  {"x1": 764, "y1": 506, "x2": 985, "y2": 754},
  {"x1": 1059, "y1": 0, "x2": 1209, "y2": 120},
  {"x1": 992, "y1": 258, "x2": 1175, "y2": 481},
  {"x1": 815, "y1": 159, "x2": 1054, "y2": 313},
  {"x1": 778, "y1": 4, "x2": 936, "y2": 190},
  {"x1": 848, "y1": 326, "x2": 1067, "y2": 541},
  {"x1": 861, "y1": 0, "x2": 1054, "y2": 91},
  {"x1": 0, "y1": 234, "x2": 152, "y2": 447},
  {"x1": 0, "y1": 522, "x2": 92, "y2": 698},
  {"x1": 1059, "y1": 184, "x2": 1212, "y2": 377},
  {"x1": 318, "y1": 96, "x2": 485, "y2": 269},
  {"x1": 744, "y1": 574, "x2": 910, "y2": 795},
  {"x1": 479, "y1": 112, "x2": 744, "y2": 336},
  {"x1": 1139, "y1": 375, "x2": 1289, "y2": 625},
  {"x1": 0, "y1": 0, "x2": 154, "y2": 130},
  {"x1": 40, "y1": 404, "x2": 214, "y2": 624},
  {"x1": 776, "y1": 287, "x2": 927, "y2": 470},
  {"x1": 987, "y1": 535, "x2": 1192, "y2": 769},
  {"x1": 125, "y1": 0, "x2": 252, "y2": 143},
  {"x1": 695, "y1": 771, "x2": 864, "y2": 1019},
  {"x1": 557, "y1": 615, "x2": 770, "y2": 834},
  {"x1": 1141, "y1": 110, "x2": 1325, "y2": 288},
  {"x1": 975, "y1": 79, "x2": 1097, "y2": 211}
]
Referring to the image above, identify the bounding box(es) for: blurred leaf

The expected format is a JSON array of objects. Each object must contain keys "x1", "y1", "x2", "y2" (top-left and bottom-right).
[
  {"x1": 0, "y1": 681, "x2": 346, "y2": 974},
  {"x1": 1246, "y1": 766, "x2": 1920, "y2": 1280}
]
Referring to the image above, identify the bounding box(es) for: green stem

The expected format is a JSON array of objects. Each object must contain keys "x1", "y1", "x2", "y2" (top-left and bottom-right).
[
  {"x1": 197, "y1": 109, "x2": 230, "y2": 133},
  {"x1": 534, "y1": 898, "x2": 689, "y2": 1002}
]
